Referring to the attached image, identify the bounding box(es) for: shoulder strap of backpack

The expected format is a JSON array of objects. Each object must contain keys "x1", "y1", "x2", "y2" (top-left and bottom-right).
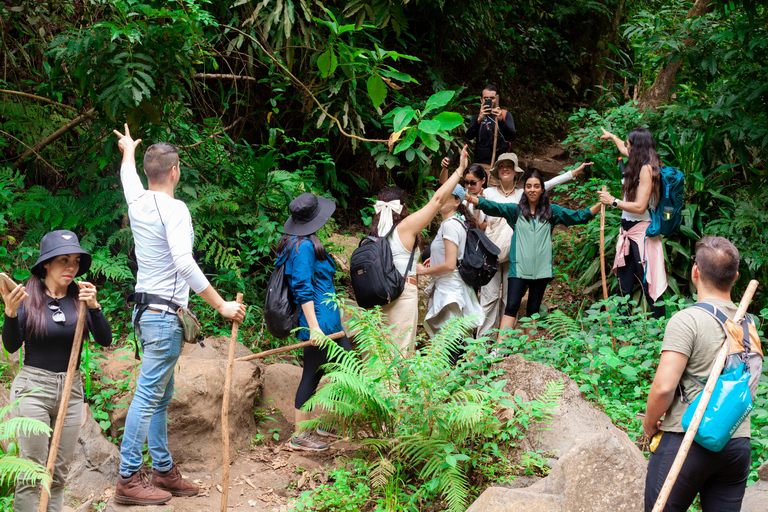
[
  {"x1": 403, "y1": 237, "x2": 418, "y2": 279},
  {"x1": 682, "y1": 303, "x2": 738, "y2": 390}
]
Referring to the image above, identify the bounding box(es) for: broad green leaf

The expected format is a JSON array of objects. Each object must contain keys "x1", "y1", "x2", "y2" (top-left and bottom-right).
[
  {"x1": 426, "y1": 90, "x2": 455, "y2": 109},
  {"x1": 418, "y1": 119, "x2": 441, "y2": 134},
  {"x1": 419, "y1": 130, "x2": 439, "y2": 151},
  {"x1": 618, "y1": 345, "x2": 636, "y2": 357},
  {"x1": 316, "y1": 49, "x2": 338, "y2": 78},
  {"x1": 367, "y1": 74, "x2": 387, "y2": 108},
  {"x1": 431, "y1": 111, "x2": 463, "y2": 131},
  {"x1": 393, "y1": 107, "x2": 416, "y2": 131},
  {"x1": 394, "y1": 127, "x2": 418, "y2": 154},
  {"x1": 445, "y1": 454, "x2": 457, "y2": 468}
]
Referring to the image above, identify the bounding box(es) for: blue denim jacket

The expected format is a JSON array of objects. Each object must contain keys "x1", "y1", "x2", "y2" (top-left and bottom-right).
[{"x1": 276, "y1": 237, "x2": 343, "y2": 340}]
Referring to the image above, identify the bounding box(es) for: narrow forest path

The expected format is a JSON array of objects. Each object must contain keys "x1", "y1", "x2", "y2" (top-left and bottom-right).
[{"x1": 103, "y1": 440, "x2": 361, "y2": 512}]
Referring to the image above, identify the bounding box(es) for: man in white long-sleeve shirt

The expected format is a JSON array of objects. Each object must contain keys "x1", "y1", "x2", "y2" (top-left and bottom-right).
[{"x1": 112, "y1": 124, "x2": 246, "y2": 505}]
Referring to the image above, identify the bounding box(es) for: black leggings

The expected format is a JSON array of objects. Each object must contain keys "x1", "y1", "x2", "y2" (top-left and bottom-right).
[
  {"x1": 616, "y1": 221, "x2": 665, "y2": 319},
  {"x1": 295, "y1": 335, "x2": 351, "y2": 410},
  {"x1": 505, "y1": 277, "x2": 551, "y2": 319},
  {"x1": 645, "y1": 432, "x2": 750, "y2": 511}
]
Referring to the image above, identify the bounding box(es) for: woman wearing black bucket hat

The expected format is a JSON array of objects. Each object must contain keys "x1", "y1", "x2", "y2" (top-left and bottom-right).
[
  {"x1": 1, "y1": 230, "x2": 113, "y2": 511},
  {"x1": 274, "y1": 193, "x2": 350, "y2": 452}
]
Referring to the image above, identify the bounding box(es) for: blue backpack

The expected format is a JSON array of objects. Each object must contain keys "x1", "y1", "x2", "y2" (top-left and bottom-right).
[{"x1": 646, "y1": 165, "x2": 684, "y2": 237}]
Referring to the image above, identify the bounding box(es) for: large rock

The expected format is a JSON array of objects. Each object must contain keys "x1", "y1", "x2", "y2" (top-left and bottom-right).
[
  {"x1": 468, "y1": 431, "x2": 645, "y2": 512},
  {"x1": 467, "y1": 487, "x2": 565, "y2": 512},
  {"x1": 494, "y1": 355, "x2": 616, "y2": 463},
  {"x1": 66, "y1": 408, "x2": 121, "y2": 503},
  {"x1": 543, "y1": 430, "x2": 646, "y2": 511},
  {"x1": 742, "y1": 461, "x2": 768, "y2": 512},
  {"x1": 257, "y1": 363, "x2": 303, "y2": 440},
  {"x1": 105, "y1": 341, "x2": 261, "y2": 472}
]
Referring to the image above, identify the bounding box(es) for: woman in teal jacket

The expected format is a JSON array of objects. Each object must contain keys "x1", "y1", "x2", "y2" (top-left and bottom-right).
[{"x1": 467, "y1": 171, "x2": 601, "y2": 338}]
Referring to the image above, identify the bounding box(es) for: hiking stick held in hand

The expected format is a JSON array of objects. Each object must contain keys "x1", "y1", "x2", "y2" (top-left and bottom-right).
[
  {"x1": 652, "y1": 279, "x2": 759, "y2": 512},
  {"x1": 600, "y1": 185, "x2": 608, "y2": 301},
  {"x1": 38, "y1": 302, "x2": 88, "y2": 512},
  {"x1": 221, "y1": 293, "x2": 244, "y2": 512},
  {"x1": 235, "y1": 331, "x2": 346, "y2": 362}
]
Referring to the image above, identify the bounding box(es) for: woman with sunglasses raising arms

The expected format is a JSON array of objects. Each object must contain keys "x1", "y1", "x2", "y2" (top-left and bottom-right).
[{"x1": 1, "y1": 230, "x2": 112, "y2": 512}]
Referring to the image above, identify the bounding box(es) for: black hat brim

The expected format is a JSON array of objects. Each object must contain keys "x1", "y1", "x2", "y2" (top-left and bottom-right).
[
  {"x1": 283, "y1": 197, "x2": 336, "y2": 236},
  {"x1": 31, "y1": 248, "x2": 93, "y2": 278}
]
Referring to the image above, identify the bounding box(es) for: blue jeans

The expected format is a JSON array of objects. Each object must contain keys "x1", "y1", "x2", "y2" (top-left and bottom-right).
[{"x1": 119, "y1": 309, "x2": 184, "y2": 476}]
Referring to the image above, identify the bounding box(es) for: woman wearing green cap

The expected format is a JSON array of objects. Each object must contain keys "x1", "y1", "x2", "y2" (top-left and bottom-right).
[{"x1": 1, "y1": 230, "x2": 112, "y2": 512}]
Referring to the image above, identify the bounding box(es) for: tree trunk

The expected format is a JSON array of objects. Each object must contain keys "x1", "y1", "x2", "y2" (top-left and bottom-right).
[
  {"x1": 591, "y1": 0, "x2": 628, "y2": 96},
  {"x1": 639, "y1": 0, "x2": 714, "y2": 110}
]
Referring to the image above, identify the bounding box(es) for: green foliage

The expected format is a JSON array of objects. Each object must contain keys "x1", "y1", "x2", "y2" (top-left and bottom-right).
[
  {"x1": 0, "y1": 397, "x2": 51, "y2": 497},
  {"x1": 300, "y1": 300, "x2": 562, "y2": 511}
]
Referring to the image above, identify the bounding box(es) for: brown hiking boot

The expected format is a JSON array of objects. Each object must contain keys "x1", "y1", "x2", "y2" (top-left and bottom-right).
[
  {"x1": 150, "y1": 464, "x2": 199, "y2": 496},
  {"x1": 115, "y1": 471, "x2": 172, "y2": 505}
]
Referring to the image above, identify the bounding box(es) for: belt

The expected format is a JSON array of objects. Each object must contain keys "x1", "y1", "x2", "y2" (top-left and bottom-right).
[{"x1": 405, "y1": 275, "x2": 417, "y2": 286}]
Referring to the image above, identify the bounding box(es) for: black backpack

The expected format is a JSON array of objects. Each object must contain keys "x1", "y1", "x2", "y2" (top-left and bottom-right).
[
  {"x1": 451, "y1": 218, "x2": 501, "y2": 288},
  {"x1": 264, "y1": 263, "x2": 299, "y2": 339},
  {"x1": 350, "y1": 225, "x2": 417, "y2": 309}
]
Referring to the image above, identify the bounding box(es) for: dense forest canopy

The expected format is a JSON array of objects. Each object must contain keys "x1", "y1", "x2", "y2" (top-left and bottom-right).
[{"x1": 0, "y1": 0, "x2": 767, "y2": 312}]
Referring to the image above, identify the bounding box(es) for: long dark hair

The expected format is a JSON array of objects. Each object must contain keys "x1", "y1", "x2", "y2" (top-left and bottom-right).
[
  {"x1": 517, "y1": 172, "x2": 553, "y2": 223},
  {"x1": 444, "y1": 193, "x2": 480, "y2": 230},
  {"x1": 465, "y1": 164, "x2": 487, "y2": 189},
  {"x1": 622, "y1": 128, "x2": 661, "y2": 204},
  {"x1": 24, "y1": 271, "x2": 79, "y2": 339},
  {"x1": 276, "y1": 234, "x2": 327, "y2": 261}
]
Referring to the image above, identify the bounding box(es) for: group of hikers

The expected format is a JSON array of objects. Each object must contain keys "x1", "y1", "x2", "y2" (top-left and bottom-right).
[{"x1": 0, "y1": 84, "x2": 760, "y2": 512}]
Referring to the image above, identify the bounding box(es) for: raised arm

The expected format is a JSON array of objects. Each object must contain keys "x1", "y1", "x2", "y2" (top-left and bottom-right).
[
  {"x1": 600, "y1": 127, "x2": 629, "y2": 158},
  {"x1": 396, "y1": 145, "x2": 469, "y2": 249},
  {"x1": 113, "y1": 123, "x2": 145, "y2": 203},
  {"x1": 472, "y1": 196, "x2": 518, "y2": 224},
  {"x1": 597, "y1": 165, "x2": 653, "y2": 215},
  {"x1": 551, "y1": 203, "x2": 598, "y2": 227}
]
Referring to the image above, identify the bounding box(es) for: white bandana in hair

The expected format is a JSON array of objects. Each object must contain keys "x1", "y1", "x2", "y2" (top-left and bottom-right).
[{"x1": 374, "y1": 200, "x2": 403, "y2": 236}]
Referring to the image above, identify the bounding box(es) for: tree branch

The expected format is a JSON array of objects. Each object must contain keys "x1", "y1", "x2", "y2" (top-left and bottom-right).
[
  {"x1": 0, "y1": 129, "x2": 57, "y2": 170},
  {"x1": 0, "y1": 89, "x2": 78, "y2": 112},
  {"x1": 221, "y1": 25, "x2": 389, "y2": 144},
  {"x1": 14, "y1": 108, "x2": 96, "y2": 166},
  {"x1": 192, "y1": 73, "x2": 258, "y2": 82}
]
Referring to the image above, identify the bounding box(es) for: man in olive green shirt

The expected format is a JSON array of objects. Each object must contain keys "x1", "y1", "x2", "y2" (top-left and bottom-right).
[{"x1": 643, "y1": 236, "x2": 750, "y2": 512}]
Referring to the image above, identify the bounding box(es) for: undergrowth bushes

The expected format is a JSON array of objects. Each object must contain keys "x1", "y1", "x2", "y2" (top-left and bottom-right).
[{"x1": 293, "y1": 301, "x2": 563, "y2": 512}]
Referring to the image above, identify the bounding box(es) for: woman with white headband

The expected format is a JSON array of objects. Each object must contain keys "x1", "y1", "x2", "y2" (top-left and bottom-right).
[{"x1": 368, "y1": 145, "x2": 470, "y2": 353}]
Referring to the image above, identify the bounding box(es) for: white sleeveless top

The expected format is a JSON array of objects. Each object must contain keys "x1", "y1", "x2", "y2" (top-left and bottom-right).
[
  {"x1": 620, "y1": 173, "x2": 656, "y2": 222},
  {"x1": 387, "y1": 226, "x2": 420, "y2": 277}
]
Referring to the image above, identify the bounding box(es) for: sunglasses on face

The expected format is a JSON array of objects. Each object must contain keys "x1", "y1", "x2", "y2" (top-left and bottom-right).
[
  {"x1": 48, "y1": 299, "x2": 66, "y2": 324},
  {"x1": 465, "y1": 180, "x2": 480, "y2": 186}
]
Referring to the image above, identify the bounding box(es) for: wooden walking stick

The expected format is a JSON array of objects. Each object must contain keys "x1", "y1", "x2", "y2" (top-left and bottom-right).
[
  {"x1": 235, "y1": 331, "x2": 346, "y2": 362},
  {"x1": 600, "y1": 185, "x2": 609, "y2": 302},
  {"x1": 38, "y1": 302, "x2": 88, "y2": 512},
  {"x1": 599, "y1": 185, "x2": 616, "y2": 349},
  {"x1": 220, "y1": 293, "x2": 244, "y2": 512},
  {"x1": 652, "y1": 279, "x2": 759, "y2": 512}
]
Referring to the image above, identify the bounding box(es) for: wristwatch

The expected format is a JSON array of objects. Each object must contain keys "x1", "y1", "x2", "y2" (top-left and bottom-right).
[{"x1": 611, "y1": 198, "x2": 619, "y2": 208}]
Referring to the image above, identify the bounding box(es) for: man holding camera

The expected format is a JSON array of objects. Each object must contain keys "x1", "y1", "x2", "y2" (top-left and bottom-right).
[{"x1": 465, "y1": 84, "x2": 516, "y2": 169}]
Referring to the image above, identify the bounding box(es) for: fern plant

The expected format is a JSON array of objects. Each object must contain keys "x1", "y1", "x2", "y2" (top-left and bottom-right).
[
  {"x1": 0, "y1": 398, "x2": 52, "y2": 497},
  {"x1": 303, "y1": 300, "x2": 563, "y2": 511}
]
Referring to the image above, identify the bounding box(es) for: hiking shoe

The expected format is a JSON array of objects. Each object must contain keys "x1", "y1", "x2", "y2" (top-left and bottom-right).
[
  {"x1": 316, "y1": 425, "x2": 342, "y2": 439},
  {"x1": 150, "y1": 464, "x2": 199, "y2": 497},
  {"x1": 115, "y1": 471, "x2": 172, "y2": 505},
  {"x1": 289, "y1": 432, "x2": 329, "y2": 452}
]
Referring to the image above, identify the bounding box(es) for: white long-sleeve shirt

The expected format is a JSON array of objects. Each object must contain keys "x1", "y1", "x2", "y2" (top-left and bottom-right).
[{"x1": 121, "y1": 162, "x2": 209, "y2": 307}]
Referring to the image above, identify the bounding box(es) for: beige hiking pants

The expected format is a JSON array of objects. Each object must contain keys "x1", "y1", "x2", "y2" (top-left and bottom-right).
[{"x1": 11, "y1": 366, "x2": 83, "y2": 512}]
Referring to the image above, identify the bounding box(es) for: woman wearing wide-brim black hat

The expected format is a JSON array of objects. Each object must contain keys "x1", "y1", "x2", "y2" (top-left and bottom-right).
[
  {"x1": 273, "y1": 193, "x2": 349, "y2": 452},
  {"x1": 1, "y1": 230, "x2": 113, "y2": 512}
]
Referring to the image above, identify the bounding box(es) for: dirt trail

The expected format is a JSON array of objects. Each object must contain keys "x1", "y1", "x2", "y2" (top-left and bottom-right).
[{"x1": 103, "y1": 440, "x2": 360, "y2": 512}]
